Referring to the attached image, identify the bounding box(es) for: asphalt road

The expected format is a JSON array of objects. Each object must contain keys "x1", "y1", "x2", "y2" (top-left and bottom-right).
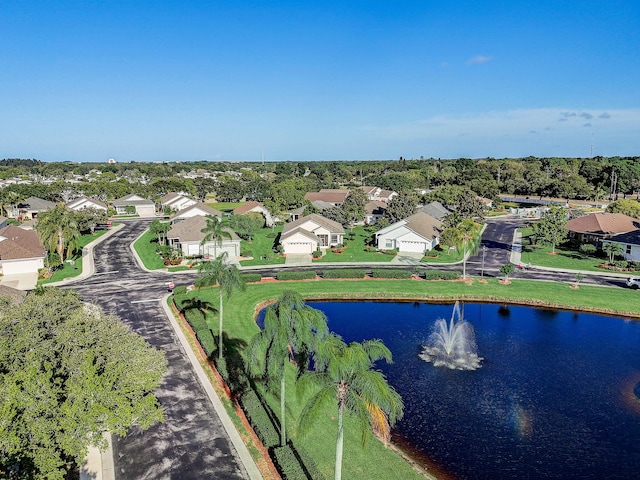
[{"x1": 68, "y1": 220, "x2": 249, "y2": 480}]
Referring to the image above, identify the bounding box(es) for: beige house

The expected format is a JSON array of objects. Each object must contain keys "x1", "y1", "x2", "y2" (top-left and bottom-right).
[
  {"x1": 112, "y1": 194, "x2": 156, "y2": 217},
  {"x1": 0, "y1": 225, "x2": 46, "y2": 289},
  {"x1": 167, "y1": 216, "x2": 240, "y2": 260},
  {"x1": 280, "y1": 213, "x2": 344, "y2": 254},
  {"x1": 160, "y1": 192, "x2": 197, "y2": 213},
  {"x1": 375, "y1": 212, "x2": 442, "y2": 253},
  {"x1": 566, "y1": 212, "x2": 640, "y2": 243}
]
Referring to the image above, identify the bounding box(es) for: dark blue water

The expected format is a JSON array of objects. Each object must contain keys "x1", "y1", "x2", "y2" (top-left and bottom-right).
[{"x1": 273, "y1": 301, "x2": 640, "y2": 480}]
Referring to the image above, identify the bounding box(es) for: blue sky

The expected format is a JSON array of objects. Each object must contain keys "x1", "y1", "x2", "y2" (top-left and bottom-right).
[{"x1": 1, "y1": 1, "x2": 638, "y2": 162}]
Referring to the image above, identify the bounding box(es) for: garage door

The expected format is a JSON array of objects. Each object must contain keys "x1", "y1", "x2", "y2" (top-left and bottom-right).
[
  {"x1": 188, "y1": 244, "x2": 200, "y2": 256},
  {"x1": 400, "y1": 240, "x2": 426, "y2": 253},
  {"x1": 285, "y1": 242, "x2": 313, "y2": 254}
]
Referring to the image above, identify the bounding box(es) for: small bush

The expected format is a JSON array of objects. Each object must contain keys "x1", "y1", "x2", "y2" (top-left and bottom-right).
[
  {"x1": 579, "y1": 243, "x2": 597, "y2": 255},
  {"x1": 614, "y1": 260, "x2": 629, "y2": 269},
  {"x1": 371, "y1": 269, "x2": 412, "y2": 279},
  {"x1": 240, "y1": 247, "x2": 252, "y2": 257},
  {"x1": 312, "y1": 247, "x2": 322, "y2": 259},
  {"x1": 322, "y1": 269, "x2": 366, "y2": 279},
  {"x1": 424, "y1": 270, "x2": 460, "y2": 280},
  {"x1": 241, "y1": 390, "x2": 280, "y2": 448},
  {"x1": 173, "y1": 285, "x2": 187, "y2": 295},
  {"x1": 241, "y1": 273, "x2": 262, "y2": 283},
  {"x1": 276, "y1": 271, "x2": 316, "y2": 281},
  {"x1": 381, "y1": 248, "x2": 398, "y2": 256}
]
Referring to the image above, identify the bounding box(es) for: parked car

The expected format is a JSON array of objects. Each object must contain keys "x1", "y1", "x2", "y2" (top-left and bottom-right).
[{"x1": 626, "y1": 276, "x2": 640, "y2": 289}]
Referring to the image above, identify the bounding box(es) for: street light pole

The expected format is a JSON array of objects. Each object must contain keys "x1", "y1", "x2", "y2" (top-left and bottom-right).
[{"x1": 481, "y1": 245, "x2": 487, "y2": 277}]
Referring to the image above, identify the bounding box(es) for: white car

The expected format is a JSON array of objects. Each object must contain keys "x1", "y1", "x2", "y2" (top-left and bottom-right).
[{"x1": 626, "y1": 277, "x2": 640, "y2": 289}]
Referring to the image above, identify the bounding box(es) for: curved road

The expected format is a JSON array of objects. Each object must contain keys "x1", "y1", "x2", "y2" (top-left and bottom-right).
[{"x1": 68, "y1": 220, "x2": 253, "y2": 480}]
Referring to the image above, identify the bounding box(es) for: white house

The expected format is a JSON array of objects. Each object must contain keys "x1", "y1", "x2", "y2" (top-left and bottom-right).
[
  {"x1": 280, "y1": 213, "x2": 344, "y2": 254},
  {"x1": 171, "y1": 202, "x2": 223, "y2": 223},
  {"x1": 66, "y1": 196, "x2": 108, "y2": 212},
  {"x1": 166, "y1": 216, "x2": 240, "y2": 260},
  {"x1": 160, "y1": 192, "x2": 197, "y2": 213},
  {"x1": 375, "y1": 212, "x2": 442, "y2": 253},
  {"x1": 112, "y1": 194, "x2": 156, "y2": 217},
  {"x1": 0, "y1": 225, "x2": 46, "y2": 289},
  {"x1": 359, "y1": 186, "x2": 398, "y2": 204},
  {"x1": 364, "y1": 200, "x2": 387, "y2": 225},
  {"x1": 603, "y1": 230, "x2": 640, "y2": 262}
]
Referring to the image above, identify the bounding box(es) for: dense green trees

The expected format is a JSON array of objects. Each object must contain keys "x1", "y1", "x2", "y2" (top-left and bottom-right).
[
  {"x1": 36, "y1": 205, "x2": 82, "y2": 264},
  {"x1": 0, "y1": 287, "x2": 166, "y2": 479},
  {"x1": 606, "y1": 199, "x2": 640, "y2": 219},
  {"x1": 533, "y1": 205, "x2": 568, "y2": 253}
]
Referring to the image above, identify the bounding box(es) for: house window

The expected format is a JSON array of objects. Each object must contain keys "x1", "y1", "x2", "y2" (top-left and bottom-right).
[
  {"x1": 627, "y1": 245, "x2": 632, "y2": 254},
  {"x1": 331, "y1": 234, "x2": 338, "y2": 244},
  {"x1": 386, "y1": 239, "x2": 393, "y2": 249}
]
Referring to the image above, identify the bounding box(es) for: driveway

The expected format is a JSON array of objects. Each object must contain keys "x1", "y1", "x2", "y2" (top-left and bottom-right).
[{"x1": 67, "y1": 220, "x2": 259, "y2": 480}]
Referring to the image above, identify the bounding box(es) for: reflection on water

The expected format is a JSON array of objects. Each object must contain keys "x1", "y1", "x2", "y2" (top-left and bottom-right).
[{"x1": 304, "y1": 301, "x2": 640, "y2": 480}]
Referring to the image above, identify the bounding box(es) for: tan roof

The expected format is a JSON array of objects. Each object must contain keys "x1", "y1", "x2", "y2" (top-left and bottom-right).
[
  {"x1": 233, "y1": 201, "x2": 266, "y2": 215},
  {"x1": 566, "y1": 212, "x2": 640, "y2": 235},
  {"x1": 177, "y1": 202, "x2": 223, "y2": 218},
  {"x1": 282, "y1": 213, "x2": 344, "y2": 237},
  {"x1": 160, "y1": 192, "x2": 181, "y2": 203},
  {"x1": 167, "y1": 216, "x2": 238, "y2": 243},
  {"x1": 304, "y1": 189, "x2": 349, "y2": 204},
  {"x1": 66, "y1": 196, "x2": 107, "y2": 210},
  {"x1": 404, "y1": 212, "x2": 443, "y2": 240},
  {"x1": 365, "y1": 200, "x2": 387, "y2": 215},
  {"x1": 0, "y1": 226, "x2": 46, "y2": 259}
]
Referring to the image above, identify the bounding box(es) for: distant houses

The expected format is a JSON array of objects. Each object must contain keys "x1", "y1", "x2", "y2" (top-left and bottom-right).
[{"x1": 112, "y1": 194, "x2": 156, "y2": 217}]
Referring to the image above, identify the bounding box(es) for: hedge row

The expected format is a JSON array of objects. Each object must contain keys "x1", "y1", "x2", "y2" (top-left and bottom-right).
[
  {"x1": 180, "y1": 303, "x2": 216, "y2": 357},
  {"x1": 276, "y1": 271, "x2": 316, "y2": 281},
  {"x1": 240, "y1": 389, "x2": 280, "y2": 448},
  {"x1": 322, "y1": 269, "x2": 366, "y2": 279},
  {"x1": 241, "y1": 273, "x2": 262, "y2": 283},
  {"x1": 424, "y1": 270, "x2": 460, "y2": 280},
  {"x1": 370, "y1": 269, "x2": 412, "y2": 279},
  {"x1": 273, "y1": 444, "x2": 326, "y2": 480}
]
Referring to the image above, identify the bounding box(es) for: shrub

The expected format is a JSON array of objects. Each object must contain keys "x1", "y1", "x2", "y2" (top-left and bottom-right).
[
  {"x1": 579, "y1": 243, "x2": 597, "y2": 255},
  {"x1": 173, "y1": 285, "x2": 187, "y2": 296},
  {"x1": 272, "y1": 445, "x2": 322, "y2": 480},
  {"x1": 240, "y1": 390, "x2": 280, "y2": 448},
  {"x1": 381, "y1": 248, "x2": 398, "y2": 256},
  {"x1": 195, "y1": 328, "x2": 216, "y2": 357},
  {"x1": 241, "y1": 273, "x2": 262, "y2": 283},
  {"x1": 614, "y1": 260, "x2": 629, "y2": 269},
  {"x1": 424, "y1": 270, "x2": 460, "y2": 280},
  {"x1": 322, "y1": 269, "x2": 366, "y2": 279},
  {"x1": 240, "y1": 247, "x2": 252, "y2": 257},
  {"x1": 265, "y1": 232, "x2": 277, "y2": 238},
  {"x1": 371, "y1": 269, "x2": 412, "y2": 279},
  {"x1": 312, "y1": 247, "x2": 322, "y2": 259},
  {"x1": 276, "y1": 271, "x2": 316, "y2": 281}
]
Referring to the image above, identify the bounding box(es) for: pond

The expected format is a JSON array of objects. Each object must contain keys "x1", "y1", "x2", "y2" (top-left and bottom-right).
[{"x1": 301, "y1": 301, "x2": 640, "y2": 480}]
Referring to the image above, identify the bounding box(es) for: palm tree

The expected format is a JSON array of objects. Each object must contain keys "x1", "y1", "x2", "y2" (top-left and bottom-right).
[
  {"x1": 200, "y1": 214, "x2": 231, "y2": 259},
  {"x1": 36, "y1": 205, "x2": 81, "y2": 263},
  {"x1": 195, "y1": 252, "x2": 245, "y2": 360},
  {"x1": 297, "y1": 335, "x2": 404, "y2": 480},
  {"x1": 248, "y1": 290, "x2": 328, "y2": 446},
  {"x1": 602, "y1": 241, "x2": 624, "y2": 265},
  {"x1": 149, "y1": 219, "x2": 170, "y2": 246},
  {"x1": 458, "y1": 218, "x2": 479, "y2": 279}
]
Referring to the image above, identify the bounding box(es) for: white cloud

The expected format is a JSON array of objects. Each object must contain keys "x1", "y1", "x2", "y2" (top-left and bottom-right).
[
  {"x1": 466, "y1": 55, "x2": 492, "y2": 65},
  {"x1": 359, "y1": 108, "x2": 640, "y2": 158}
]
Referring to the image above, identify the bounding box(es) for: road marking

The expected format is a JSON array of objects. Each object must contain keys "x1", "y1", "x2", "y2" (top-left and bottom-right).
[
  {"x1": 131, "y1": 299, "x2": 163, "y2": 304},
  {"x1": 93, "y1": 270, "x2": 120, "y2": 275}
]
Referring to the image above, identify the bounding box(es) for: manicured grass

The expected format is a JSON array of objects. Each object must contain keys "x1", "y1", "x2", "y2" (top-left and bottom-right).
[
  {"x1": 207, "y1": 201, "x2": 244, "y2": 212},
  {"x1": 519, "y1": 228, "x2": 606, "y2": 272},
  {"x1": 133, "y1": 230, "x2": 166, "y2": 270},
  {"x1": 179, "y1": 276, "x2": 640, "y2": 480},
  {"x1": 421, "y1": 247, "x2": 464, "y2": 263},
  {"x1": 239, "y1": 226, "x2": 286, "y2": 266},
  {"x1": 39, "y1": 228, "x2": 112, "y2": 284},
  {"x1": 319, "y1": 226, "x2": 394, "y2": 263}
]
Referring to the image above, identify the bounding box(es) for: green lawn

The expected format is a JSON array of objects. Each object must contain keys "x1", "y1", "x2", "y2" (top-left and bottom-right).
[
  {"x1": 421, "y1": 246, "x2": 464, "y2": 263},
  {"x1": 239, "y1": 226, "x2": 286, "y2": 266},
  {"x1": 319, "y1": 226, "x2": 394, "y2": 263},
  {"x1": 519, "y1": 228, "x2": 606, "y2": 272},
  {"x1": 133, "y1": 230, "x2": 167, "y2": 270},
  {"x1": 40, "y1": 228, "x2": 112, "y2": 284},
  {"x1": 206, "y1": 201, "x2": 244, "y2": 213},
  {"x1": 178, "y1": 276, "x2": 640, "y2": 480}
]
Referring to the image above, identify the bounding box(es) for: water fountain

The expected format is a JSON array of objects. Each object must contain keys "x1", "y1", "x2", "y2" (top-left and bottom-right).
[{"x1": 419, "y1": 301, "x2": 482, "y2": 370}]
